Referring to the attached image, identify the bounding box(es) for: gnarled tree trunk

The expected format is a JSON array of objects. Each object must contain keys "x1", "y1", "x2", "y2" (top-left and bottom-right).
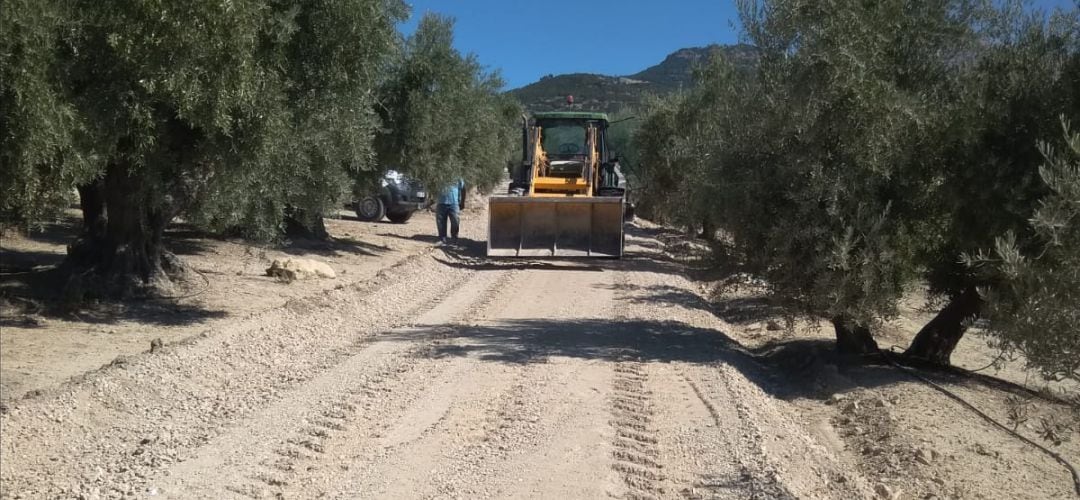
[
  {"x1": 903, "y1": 286, "x2": 984, "y2": 366},
  {"x1": 831, "y1": 316, "x2": 880, "y2": 355},
  {"x1": 67, "y1": 161, "x2": 177, "y2": 296},
  {"x1": 283, "y1": 207, "x2": 330, "y2": 240},
  {"x1": 77, "y1": 177, "x2": 106, "y2": 240},
  {"x1": 700, "y1": 217, "x2": 717, "y2": 242}
]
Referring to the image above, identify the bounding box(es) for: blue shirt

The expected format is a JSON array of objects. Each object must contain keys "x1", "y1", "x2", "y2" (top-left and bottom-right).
[{"x1": 438, "y1": 179, "x2": 465, "y2": 206}]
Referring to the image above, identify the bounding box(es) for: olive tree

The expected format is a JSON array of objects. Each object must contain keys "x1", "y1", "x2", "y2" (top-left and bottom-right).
[
  {"x1": 373, "y1": 13, "x2": 519, "y2": 198},
  {"x1": 968, "y1": 122, "x2": 1080, "y2": 382},
  {"x1": 683, "y1": 0, "x2": 979, "y2": 353},
  {"x1": 904, "y1": 4, "x2": 1080, "y2": 364},
  {"x1": 635, "y1": 0, "x2": 1080, "y2": 366},
  {"x1": 1, "y1": 0, "x2": 93, "y2": 227},
  {"x1": 2, "y1": 0, "x2": 407, "y2": 294},
  {"x1": 633, "y1": 61, "x2": 748, "y2": 238}
]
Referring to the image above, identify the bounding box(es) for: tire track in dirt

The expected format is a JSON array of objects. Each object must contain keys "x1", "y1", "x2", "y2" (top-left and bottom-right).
[
  {"x1": 610, "y1": 359, "x2": 666, "y2": 500},
  {"x1": 288, "y1": 336, "x2": 539, "y2": 498},
  {"x1": 422, "y1": 363, "x2": 550, "y2": 499},
  {"x1": 328, "y1": 266, "x2": 624, "y2": 499},
  {"x1": 676, "y1": 362, "x2": 867, "y2": 499},
  {"x1": 676, "y1": 365, "x2": 792, "y2": 499},
  {"x1": 154, "y1": 268, "x2": 519, "y2": 498},
  {"x1": 456, "y1": 357, "x2": 616, "y2": 499},
  {"x1": 604, "y1": 267, "x2": 668, "y2": 500},
  {"x1": 610, "y1": 228, "x2": 874, "y2": 500},
  {"x1": 271, "y1": 269, "x2": 519, "y2": 498},
  {"x1": 5, "y1": 219, "x2": 882, "y2": 499},
  {"x1": 306, "y1": 359, "x2": 531, "y2": 498},
  {"x1": 217, "y1": 345, "x2": 433, "y2": 499}
]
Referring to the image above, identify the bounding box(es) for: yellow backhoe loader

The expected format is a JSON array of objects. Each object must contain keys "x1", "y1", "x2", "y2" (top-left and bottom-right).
[{"x1": 488, "y1": 112, "x2": 630, "y2": 257}]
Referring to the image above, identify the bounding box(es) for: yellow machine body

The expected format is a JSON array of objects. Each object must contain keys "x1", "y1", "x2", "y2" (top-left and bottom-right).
[{"x1": 488, "y1": 112, "x2": 626, "y2": 258}]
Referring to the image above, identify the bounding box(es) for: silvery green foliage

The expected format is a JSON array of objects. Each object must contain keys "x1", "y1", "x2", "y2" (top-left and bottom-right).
[
  {"x1": 2, "y1": 0, "x2": 408, "y2": 239},
  {"x1": 373, "y1": 14, "x2": 519, "y2": 196},
  {"x1": 635, "y1": 0, "x2": 1080, "y2": 363},
  {"x1": 922, "y1": 1, "x2": 1080, "y2": 298},
  {"x1": 1, "y1": 0, "x2": 92, "y2": 227},
  {"x1": 637, "y1": 0, "x2": 982, "y2": 326},
  {"x1": 969, "y1": 122, "x2": 1080, "y2": 381},
  {"x1": 634, "y1": 61, "x2": 751, "y2": 235},
  {"x1": 182, "y1": 0, "x2": 409, "y2": 238}
]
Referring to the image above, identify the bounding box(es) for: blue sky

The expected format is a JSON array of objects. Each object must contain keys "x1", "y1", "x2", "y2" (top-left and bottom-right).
[{"x1": 399, "y1": 0, "x2": 1078, "y2": 90}]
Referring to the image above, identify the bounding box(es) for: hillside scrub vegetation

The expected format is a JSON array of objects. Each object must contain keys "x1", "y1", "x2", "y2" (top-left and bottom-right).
[
  {"x1": 508, "y1": 45, "x2": 759, "y2": 114},
  {"x1": 1, "y1": 1, "x2": 516, "y2": 297},
  {"x1": 634, "y1": 0, "x2": 1080, "y2": 378}
]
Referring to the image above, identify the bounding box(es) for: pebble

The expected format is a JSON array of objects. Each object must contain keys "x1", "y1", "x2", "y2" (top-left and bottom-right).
[
  {"x1": 914, "y1": 448, "x2": 934, "y2": 465},
  {"x1": 874, "y1": 483, "x2": 902, "y2": 499}
]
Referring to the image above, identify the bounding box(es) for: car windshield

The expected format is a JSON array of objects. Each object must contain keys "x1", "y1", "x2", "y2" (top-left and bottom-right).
[{"x1": 540, "y1": 121, "x2": 587, "y2": 156}]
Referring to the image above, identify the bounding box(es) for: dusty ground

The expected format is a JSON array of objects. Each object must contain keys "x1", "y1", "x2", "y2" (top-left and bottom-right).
[
  {"x1": 1, "y1": 202, "x2": 1078, "y2": 499},
  {"x1": 0, "y1": 208, "x2": 465, "y2": 400}
]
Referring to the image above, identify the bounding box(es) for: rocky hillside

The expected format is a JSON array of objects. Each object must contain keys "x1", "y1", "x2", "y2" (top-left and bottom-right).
[{"x1": 508, "y1": 44, "x2": 757, "y2": 113}]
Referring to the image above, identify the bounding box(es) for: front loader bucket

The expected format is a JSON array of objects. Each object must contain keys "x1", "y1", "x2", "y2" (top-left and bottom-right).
[{"x1": 488, "y1": 196, "x2": 624, "y2": 258}]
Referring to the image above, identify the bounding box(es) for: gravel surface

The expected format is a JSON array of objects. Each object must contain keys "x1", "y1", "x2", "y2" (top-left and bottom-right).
[{"x1": 3, "y1": 202, "x2": 1075, "y2": 499}]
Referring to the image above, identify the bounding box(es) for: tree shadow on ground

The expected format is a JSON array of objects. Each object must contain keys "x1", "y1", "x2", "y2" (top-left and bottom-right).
[
  {"x1": 629, "y1": 238, "x2": 665, "y2": 252},
  {"x1": 0, "y1": 300, "x2": 228, "y2": 330},
  {"x1": 372, "y1": 224, "x2": 698, "y2": 276},
  {"x1": 163, "y1": 227, "x2": 218, "y2": 256},
  {"x1": 376, "y1": 233, "x2": 440, "y2": 245},
  {"x1": 282, "y1": 236, "x2": 390, "y2": 258},
  {"x1": 2, "y1": 229, "x2": 229, "y2": 329},
  {"x1": 595, "y1": 280, "x2": 782, "y2": 327},
  {"x1": 372, "y1": 233, "x2": 605, "y2": 272},
  {"x1": 5, "y1": 216, "x2": 82, "y2": 248},
  {"x1": 435, "y1": 256, "x2": 608, "y2": 272},
  {"x1": 746, "y1": 336, "x2": 1067, "y2": 405},
  {"x1": 334, "y1": 213, "x2": 422, "y2": 225},
  {"x1": 0, "y1": 263, "x2": 228, "y2": 329},
  {"x1": 711, "y1": 296, "x2": 785, "y2": 325},
  {"x1": 0, "y1": 248, "x2": 66, "y2": 273},
  {"x1": 164, "y1": 223, "x2": 392, "y2": 259},
  {"x1": 437, "y1": 240, "x2": 609, "y2": 273},
  {"x1": 380, "y1": 318, "x2": 917, "y2": 403},
  {"x1": 597, "y1": 282, "x2": 712, "y2": 309},
  {"x1": 2, "y1": 219, "x2": 375, "y2": 331}
]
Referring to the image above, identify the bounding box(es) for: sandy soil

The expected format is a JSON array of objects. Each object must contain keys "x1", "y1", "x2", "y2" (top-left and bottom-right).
[
  {"x1": 1, "y1": 208, "x2": 479, "y2": 400},
  {"x1": 1, "y1": 201, "x2": 1077, "y2": 499}
]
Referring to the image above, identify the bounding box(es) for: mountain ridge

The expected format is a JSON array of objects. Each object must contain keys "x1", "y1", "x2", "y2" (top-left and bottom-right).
[{"x1": 507, "y1": 43, "x2": 757, "y2": 114}]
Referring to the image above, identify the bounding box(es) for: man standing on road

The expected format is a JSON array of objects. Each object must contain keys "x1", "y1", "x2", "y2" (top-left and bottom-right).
[{"x1": 435, "y1": 178, "x2": 465, "y2": 245}]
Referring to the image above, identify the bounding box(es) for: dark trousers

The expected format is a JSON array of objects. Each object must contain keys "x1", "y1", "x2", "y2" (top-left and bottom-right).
[{"x1": 435, "y1": 203, "x2": 460, "y2": 241}]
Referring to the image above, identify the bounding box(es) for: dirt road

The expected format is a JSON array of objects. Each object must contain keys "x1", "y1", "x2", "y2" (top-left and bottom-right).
[
  {"x1": 0, "y1": 214, "x2": 872, "y2": 499},
  {"x1": 5, "y1": 202, "x2": 1079, "y2": 500}
]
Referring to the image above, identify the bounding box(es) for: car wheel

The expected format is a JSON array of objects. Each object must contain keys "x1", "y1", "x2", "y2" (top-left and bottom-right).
[
  {"x1": 355, "y1": 195, "x2": 386, "y2": 222},
  {"x1": 386, "y1": 211, "x2": 413, "y2": 224}
]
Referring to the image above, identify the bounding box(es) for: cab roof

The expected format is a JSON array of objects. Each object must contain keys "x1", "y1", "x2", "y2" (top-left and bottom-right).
[{"x1": 533, "y1": 111, "x2": 609, "y2": 122}]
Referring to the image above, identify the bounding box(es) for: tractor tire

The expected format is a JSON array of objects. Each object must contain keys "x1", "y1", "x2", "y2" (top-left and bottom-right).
[
  {"x1": 386, "y1": 211, "x2": 413, "y2": 224},
  {"x1": 355, "y1": 196, "x2": 386, "y2": 222}
]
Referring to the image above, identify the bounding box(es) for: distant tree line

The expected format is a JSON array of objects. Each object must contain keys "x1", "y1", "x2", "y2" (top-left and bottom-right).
[
  {"x1": 633, "y1": 0, "x2": 1080, "y2": 379},
  {"x1": 1, "y1": 1, "x2": 518, "y2": 295}
]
